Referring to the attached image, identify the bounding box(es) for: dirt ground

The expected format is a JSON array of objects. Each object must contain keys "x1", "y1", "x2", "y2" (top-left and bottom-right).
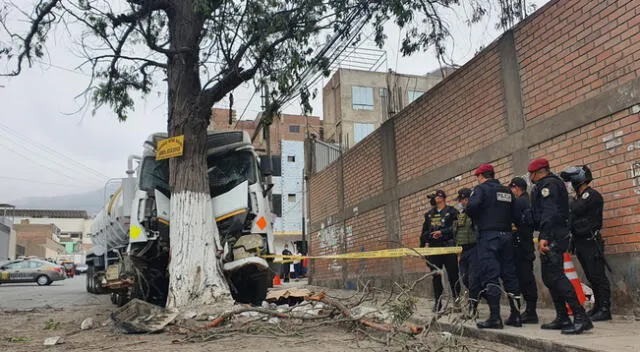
[{"x1": 0, "y1": 302, "x2": 525, "y2": 352}]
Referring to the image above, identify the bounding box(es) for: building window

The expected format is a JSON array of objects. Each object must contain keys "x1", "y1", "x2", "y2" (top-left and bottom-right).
[
  {"x1": 380, "y1": 88, "x2": 387, "y2": 97},
  {"x1": 288, "y1": 194, "x2": 297, "y2": 203},
  {"x1": 287, "y1": 155, "x2": 295, "y2": 162},
  {"x1": 408, "y1": 90, "x2": 424, "y2": 103},
  {"x1": 354, "y1": 123, "x2": 375, "y2": 144},
  {"x1": 272, "y1": 194, "x2": 282, "y2": 217},
  {"x1": 289, "y1": 125, "x2": 300, "y2": 133},
  {"x1": 352, "y1": 86, "x2": 374, "y2": 110}
]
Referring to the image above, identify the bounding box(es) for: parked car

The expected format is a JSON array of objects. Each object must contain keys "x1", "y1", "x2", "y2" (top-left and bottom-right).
[
  {"x1": 75, "y1": 264, "x2": 88, "y2": 274},
  {"x1": 0, "y1": 259, "x2": 66, "y2": 286}
]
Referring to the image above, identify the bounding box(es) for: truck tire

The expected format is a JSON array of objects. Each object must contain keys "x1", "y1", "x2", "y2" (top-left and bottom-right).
[{"x1": 230, "y1": 268, "x2": 271, "y2": 306}]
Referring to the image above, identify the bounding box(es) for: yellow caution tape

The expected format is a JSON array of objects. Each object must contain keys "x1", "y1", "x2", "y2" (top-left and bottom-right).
[
  {"x1": 264, "y1": 236, "x2": 540, "y2": 261},
  {"x1": 262, "y1": 246, "x2": 462, "y2": 261}
]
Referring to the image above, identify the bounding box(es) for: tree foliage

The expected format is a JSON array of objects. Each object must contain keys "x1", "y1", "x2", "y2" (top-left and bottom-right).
[{"x1": 0, "y1": 0, "x2": 534, "y2": 123}]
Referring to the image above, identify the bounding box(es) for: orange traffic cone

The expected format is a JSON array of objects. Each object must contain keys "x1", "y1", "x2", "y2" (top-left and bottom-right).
[
  {"x1": 273, "y1": 274, "x2": 281, "y2": 286},
  {"x1": 563, "y1": 252, "x2": 586, "y2": 315}
]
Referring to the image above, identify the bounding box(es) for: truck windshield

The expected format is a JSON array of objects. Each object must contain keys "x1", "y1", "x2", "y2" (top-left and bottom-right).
[
  {"x1": 207, "y1": 151, "x2": 257, "y2": 198},
  {"x1": 139, "y1": 157, "x2": 170, "y2": 196}
]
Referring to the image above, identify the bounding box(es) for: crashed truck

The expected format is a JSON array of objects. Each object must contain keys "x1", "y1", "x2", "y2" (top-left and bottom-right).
[{"x1": 86, "y1": 130, "x2": 276, "y2": 307}]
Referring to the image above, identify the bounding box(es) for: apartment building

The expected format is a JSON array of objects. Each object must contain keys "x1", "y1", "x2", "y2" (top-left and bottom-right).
[{"x1": 322, "y1": 68, "x2": 454, "y2": 148}]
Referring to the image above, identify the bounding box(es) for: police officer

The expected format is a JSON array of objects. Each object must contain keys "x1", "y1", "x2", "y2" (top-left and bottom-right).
[
  {"x1": 420, "y1": 190, "x2": 460, "y2": 312},
  {"x1": 509, "y1": 177, "x2": 539, "y2": 324},
  {"x1": 528, "y1": 158, "x2": 593, "y2": 334},
  {"x1": 455, "y1": 188, "x2": 481, "y2": 318},
  {"x1": 466, "y1": 164, "x2": 521, "y2": 329},
  {"x1": 561, "y1": 165, "x2": 611, "y2": 321}
]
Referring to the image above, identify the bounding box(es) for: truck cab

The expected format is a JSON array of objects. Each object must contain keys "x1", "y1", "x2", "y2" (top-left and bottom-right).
[{"x1": 88, "y1": 130, "x2": 275, "y2": 306}]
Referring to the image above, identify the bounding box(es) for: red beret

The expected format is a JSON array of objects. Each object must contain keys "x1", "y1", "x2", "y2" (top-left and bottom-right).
[
  {"x1": 474, "y1": 164, "x2": 494, "y2": 176},
  {"x1": 528, "y1": 158, "x2": 550, "y2": 173}
]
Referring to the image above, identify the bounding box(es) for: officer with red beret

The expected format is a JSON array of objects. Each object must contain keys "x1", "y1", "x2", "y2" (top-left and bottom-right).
[
  {"x1": 528, "y1": 158, "x2": 593, "y2": 334},
  {"x1": 466, "y1": 164, "x2": 522, "y2": 329}
]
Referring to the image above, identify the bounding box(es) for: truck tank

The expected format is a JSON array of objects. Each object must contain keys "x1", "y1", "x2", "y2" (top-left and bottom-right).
[{"x1": 90, "y1": 185, "x2": 130, "y2": 256}]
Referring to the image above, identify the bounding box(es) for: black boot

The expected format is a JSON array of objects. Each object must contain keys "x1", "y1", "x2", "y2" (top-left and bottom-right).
[
  {"x1": 521, "y1": 301, "x2": 539, "y2": 324},
  {"x1": 477, "y1": 303, "x2": 503, "y2": 329},
  {"x1": 541, "y1": 299, "x2": 572, "y2": 330},
  {"x1": 505, "y1": 296, "x2": 522, "y2": 327},
  {"x1": 561, "y1": 310, "x2": 593, "y2": 335},
  {"x1": 590, "y1": 307, "x2": 612, "y2": 322}
]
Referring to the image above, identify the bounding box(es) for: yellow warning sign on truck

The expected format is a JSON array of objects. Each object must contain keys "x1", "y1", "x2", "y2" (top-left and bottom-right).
[{"x1": 156, "y1": 135, "x2": 184, "y2": 160}]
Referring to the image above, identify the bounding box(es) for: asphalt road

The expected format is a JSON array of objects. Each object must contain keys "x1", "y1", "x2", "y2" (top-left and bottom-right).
[{"x1": 0, "y1": 274, "x2": 109, "y2": 310}]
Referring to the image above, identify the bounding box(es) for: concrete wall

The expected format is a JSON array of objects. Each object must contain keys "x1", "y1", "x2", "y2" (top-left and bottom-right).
[
  {"x1": 0, "y1": 223, "x2": 10, "y2": 260},
  {"x1": 14, "y1": 216, "x2": 92, "y2": 238},
  {"x1": 307, "y1": 0, "x2": 640, "y2": 312}
]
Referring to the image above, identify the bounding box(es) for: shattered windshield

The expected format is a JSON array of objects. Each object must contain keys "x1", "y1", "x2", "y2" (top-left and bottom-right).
[
  {"x1": 139, "y1": 157, "x2": 170, "y2": 196},
  {"x1": 207, "y1": 151, "x2": 257, "y2": 198}
]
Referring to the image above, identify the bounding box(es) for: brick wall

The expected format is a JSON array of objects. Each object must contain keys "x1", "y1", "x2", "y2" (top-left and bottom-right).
[
  {"x1": 307, "y1": 0, "x2": 640, "y2": 308},
  {"x1": 343, "y1": 129, "x2": 384, "y2": 208},
  {"x1": 517, "y1": 0, "x2": 640, "y2": 122},
  {"x1": 394, "y1": 43, "x2": 507, "y2": 183}
]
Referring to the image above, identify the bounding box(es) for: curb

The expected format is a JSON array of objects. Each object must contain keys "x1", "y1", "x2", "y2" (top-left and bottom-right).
[{"x1": 433, "y1": 321, "x2": 600, "y2": 352}]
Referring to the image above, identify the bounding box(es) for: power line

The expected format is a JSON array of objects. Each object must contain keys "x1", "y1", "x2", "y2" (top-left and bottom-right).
[
  {"x1": 0, "y1": 141, "x2": 103, "y2": 187},
  {"x1": 234, "y1": 88, "x2": 259, "y2": 129},
  {"x1": 0, "y1": 122, "x2": 110, "y2": 180},
  {"x1": 0, "y1": 175, "x2": 90, "y2": 188}
]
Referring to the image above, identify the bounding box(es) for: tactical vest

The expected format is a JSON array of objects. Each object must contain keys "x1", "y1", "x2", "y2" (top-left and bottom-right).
[
  {"x1": 456, "y1": 212, "x2": 476, "y2": 246},
  {"x1": 474, "y1": 180, "x2": 513, "y2": 232}
]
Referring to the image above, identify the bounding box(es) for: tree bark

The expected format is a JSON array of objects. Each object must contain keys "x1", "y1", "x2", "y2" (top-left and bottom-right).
[{"x1": 165, "y1": 0, "x2": 231, "y2": 309}]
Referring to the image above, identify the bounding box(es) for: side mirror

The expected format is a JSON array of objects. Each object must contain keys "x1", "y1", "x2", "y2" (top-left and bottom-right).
[{"x1": 263, "y1": 183, "x2": 274, "y2": 197}]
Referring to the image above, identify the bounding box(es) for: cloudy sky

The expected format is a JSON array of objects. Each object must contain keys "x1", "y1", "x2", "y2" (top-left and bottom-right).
[{"x1": 0, "y1": 0, "x2": 549, "y2": 204}]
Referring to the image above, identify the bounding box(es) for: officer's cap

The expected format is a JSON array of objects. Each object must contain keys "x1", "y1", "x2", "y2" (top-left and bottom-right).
[
  {"x1": 474, "y1": 164, "x2": 494, "y2": 176},
  {"x1": 509, "y1": 177, "x2": 527, "y2": 191},
  {"x1": 456, "y1": 188, "x2": 472, "y2": 200},
  {"x1": 434, "y1": 190, "x2": 446, "y2": 198},
  {"x1": 527, "y1": 158, "x2": 550, "y2": 173}
]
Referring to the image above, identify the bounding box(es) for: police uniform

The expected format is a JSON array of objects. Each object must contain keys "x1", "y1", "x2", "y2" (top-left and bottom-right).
[
  {"x1": 466, "y1": 164, "x2": 521, "y2": 329},
  {"x1": 420, "y1": 191, "x2": 460, "y2": 311},
  {"x1": 570, "y1": 186, "x2": 611, "y2": 321},
  {"x1": 510, "y1": 178, "x2": 539, "y2": 324},
  {"x1": 455, "y1": 188, "x2": 481, "y2": 315},
  {"x1": 529, "y1": 158, "x2": 592, "y2": 334}
]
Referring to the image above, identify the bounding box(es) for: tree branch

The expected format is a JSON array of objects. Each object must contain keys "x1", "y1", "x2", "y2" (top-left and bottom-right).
[{"x1": 0, "y1": 0, "x2": 62, "y2": 76}]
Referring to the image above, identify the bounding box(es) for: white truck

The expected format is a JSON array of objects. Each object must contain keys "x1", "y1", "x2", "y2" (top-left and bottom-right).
[{"x1": 86, "y1": 130, "x2": 276, "y2": 306}]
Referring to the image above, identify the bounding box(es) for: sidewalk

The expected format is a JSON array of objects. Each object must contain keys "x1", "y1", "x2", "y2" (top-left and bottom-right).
[{"x1": 290, "y1": 282, "x2": 640, "y2": 352}]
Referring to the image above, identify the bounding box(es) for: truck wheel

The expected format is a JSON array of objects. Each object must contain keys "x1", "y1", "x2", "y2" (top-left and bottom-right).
[
  {"x1": 36, "y1": 275, "x2": 51, "y2": 286},
  {"x1": 230, "y1": 269, "x2": 271, "y2": 306}
]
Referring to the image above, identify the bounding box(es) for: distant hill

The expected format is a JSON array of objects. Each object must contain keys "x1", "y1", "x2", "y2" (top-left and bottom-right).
[{"x1": 10, "y1": 186, "x2": 120, "y2": 216}]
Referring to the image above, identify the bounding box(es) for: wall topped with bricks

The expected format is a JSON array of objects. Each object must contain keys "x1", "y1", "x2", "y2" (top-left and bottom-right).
[{"x1": 306, "y1": 0, "x2": 640, "y2": 308}]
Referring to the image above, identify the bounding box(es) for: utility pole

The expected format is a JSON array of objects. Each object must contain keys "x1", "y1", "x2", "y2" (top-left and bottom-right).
[{"x1": 262, "y1": 83, "x2": 274, "y2": 199}]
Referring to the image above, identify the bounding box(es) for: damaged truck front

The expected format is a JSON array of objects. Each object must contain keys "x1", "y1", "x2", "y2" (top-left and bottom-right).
[{"x1": 86, "y1": 130, "x2": 276, "y2": 306}]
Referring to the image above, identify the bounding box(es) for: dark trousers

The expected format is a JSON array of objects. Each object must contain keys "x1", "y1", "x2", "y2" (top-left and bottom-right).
[
  {"x1": 459, "y1": 245, "x2": 481, "y2": 301},
  {"x1": 514, "y1": 246, "x2": 538, "y2": 303},
  {"x1": 477, "y1": 231, "x2": 520, "y2": 304},
  {"x1": 427, "y1": 253, "x2": 460, "y2": 303},
  {"x1": 575, "y1": 238, "x2": 611, "y2": 309},
  {"x1": 280, "y1": 263, "x2": 291, "y2": 282},
  {"x1": 541, "y1": 238, "x2": 584, "y2": 315}
]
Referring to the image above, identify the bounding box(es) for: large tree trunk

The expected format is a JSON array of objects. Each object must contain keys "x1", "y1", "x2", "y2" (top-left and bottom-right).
[{"x1": 165, "y1": 1, "x2": 231, "y2": 309}]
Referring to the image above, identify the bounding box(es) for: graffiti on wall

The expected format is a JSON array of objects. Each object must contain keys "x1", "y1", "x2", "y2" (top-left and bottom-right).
[{"x1": 629, "y1": 162, "x2": 640, "y2": 195}]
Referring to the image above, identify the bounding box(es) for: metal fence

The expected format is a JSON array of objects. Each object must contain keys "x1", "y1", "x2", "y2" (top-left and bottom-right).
[{"x1": 308, "y1": 138, "x2": 343, "y2": 173}]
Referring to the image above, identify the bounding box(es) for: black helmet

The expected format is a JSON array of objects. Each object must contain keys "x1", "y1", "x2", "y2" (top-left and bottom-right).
[{"x1": 560, "y1": 165, "x2": 593, "y2": 190}]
